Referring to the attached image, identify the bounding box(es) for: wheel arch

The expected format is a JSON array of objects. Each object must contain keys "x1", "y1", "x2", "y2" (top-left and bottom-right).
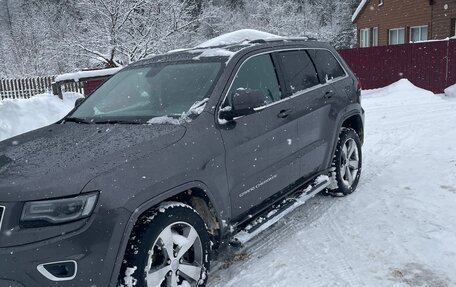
[
  {"x1": 325, "y1": 111, "x2": 364, "y2": 171},
  {"x1": 341, "y1": 113, "x2": 364, "y2": 144},
  {"x1": 110, "y1": 181, "x2": 224, "y2": 286}
]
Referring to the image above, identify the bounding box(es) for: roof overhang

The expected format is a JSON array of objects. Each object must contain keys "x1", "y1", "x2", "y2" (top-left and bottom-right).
[{"x1": 352, "y1": 0, "x2": 369, "y2": 23}]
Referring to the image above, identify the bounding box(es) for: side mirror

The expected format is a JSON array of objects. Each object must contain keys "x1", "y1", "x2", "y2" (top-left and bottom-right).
[
  {"x1": 220, "y1": 88, "x2": 266, "y2": 121},
  {"x1": 74, "y1": 98, "x2": 85, "y2": 108}
]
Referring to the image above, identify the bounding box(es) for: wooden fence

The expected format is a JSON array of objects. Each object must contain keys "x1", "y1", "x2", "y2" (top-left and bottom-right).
[
  {"x1": 0, "y1": 76, "x2": 84, "y2": 100},
  {"x1": 339, "y1": 39, "x2": 456, "y2": 94}
]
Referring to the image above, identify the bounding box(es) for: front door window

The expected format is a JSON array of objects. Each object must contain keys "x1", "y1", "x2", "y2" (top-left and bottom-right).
[{"x1": 227, "y1": 54, "x2": 282, "y2": 107}]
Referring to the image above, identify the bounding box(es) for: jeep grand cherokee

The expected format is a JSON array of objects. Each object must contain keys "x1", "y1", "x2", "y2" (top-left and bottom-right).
[{"x1": 0, "y1": 38, "x2": 364, "y2": 287}]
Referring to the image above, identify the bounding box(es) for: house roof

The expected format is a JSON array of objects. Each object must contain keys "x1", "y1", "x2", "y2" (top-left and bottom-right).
[{"x1": 352, "y1": 0, "x2": 369, "y2": 23}]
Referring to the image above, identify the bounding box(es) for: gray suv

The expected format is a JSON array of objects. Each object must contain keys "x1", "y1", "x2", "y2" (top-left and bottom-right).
[{"x1": 0, "y1": 38, "x2": 364, "y2": 287}]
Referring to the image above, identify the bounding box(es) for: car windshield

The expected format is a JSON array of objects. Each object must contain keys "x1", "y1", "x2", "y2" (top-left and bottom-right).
[{"x1": 69, "y1": 61, "x2": 222, "y2": 123}]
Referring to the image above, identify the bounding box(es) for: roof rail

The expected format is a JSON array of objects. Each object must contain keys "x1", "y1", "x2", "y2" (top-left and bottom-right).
[
  {"x1": 249, "y1": 39, "x2": 268, "y2": 44},
  {"x1": 285, "y1": 37, "x2": 318, "y2": 41},
  {"x1": 248, "y1": 37, "x2": 318, "y2": 45}
]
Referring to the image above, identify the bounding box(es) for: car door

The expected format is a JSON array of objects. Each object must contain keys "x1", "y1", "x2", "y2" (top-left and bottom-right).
[
  {"x1": 219, "y1": 53, "x2": 300, "y2": 219},
  {"x1": 307, "y1": 49, "x2": 350, "y2": 169},
  {"x1": 274, "y1": 49, "x2": 332, "y2": 179}
]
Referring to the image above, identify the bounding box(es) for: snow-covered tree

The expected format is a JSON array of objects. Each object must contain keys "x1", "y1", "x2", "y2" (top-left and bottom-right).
[
  {"x1": 0, "y1": 0, "x2": 362, "y2": 78},
  {"x1": 62, "y1": 0, "x2": 206, "y2": 67}
]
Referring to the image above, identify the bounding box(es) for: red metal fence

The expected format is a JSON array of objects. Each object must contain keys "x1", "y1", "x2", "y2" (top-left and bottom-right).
[{"x1": 339, "y1": 39, "x2": 456, "y2": 93}]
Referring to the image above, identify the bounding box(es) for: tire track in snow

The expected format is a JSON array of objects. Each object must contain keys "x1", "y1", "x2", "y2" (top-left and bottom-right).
[{"x1": 208, "y1": 91, "x2": 456, "y2": 286}]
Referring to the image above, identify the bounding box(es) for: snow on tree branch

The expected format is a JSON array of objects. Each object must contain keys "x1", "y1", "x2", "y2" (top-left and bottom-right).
[{"x1": 0, "y1": 0, "x2": 362, "y2": 77}]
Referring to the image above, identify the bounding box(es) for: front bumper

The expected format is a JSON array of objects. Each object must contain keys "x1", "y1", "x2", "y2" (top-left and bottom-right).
[{"x1": 0, "y1": 207, "x2": 131, "y2": 286}]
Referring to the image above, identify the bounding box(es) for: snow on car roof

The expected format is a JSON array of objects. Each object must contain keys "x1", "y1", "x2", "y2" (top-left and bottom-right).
[
  {"x1": 195, "y1": 29, "x2": 283, "y2": 48},
  {"x1": 136, "y1": 29, "x2": 318, "y2": 66}
]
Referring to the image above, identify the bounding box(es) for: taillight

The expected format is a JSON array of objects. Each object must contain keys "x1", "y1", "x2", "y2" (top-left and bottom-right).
[{"x1": 356, "y1": 78, "x2": 362, "y2": 103}]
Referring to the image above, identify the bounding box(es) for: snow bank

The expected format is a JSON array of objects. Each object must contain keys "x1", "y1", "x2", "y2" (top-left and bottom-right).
[
  {"x1": 362, "y1": 79, "x2": 435, "y2": 101},
  {"x1": 55, "y1": 67, "x2": 122, "y2": 82},
  {"x1": 444, "y1": 83, "x2": 456, "y2": 97},
  {"x1": 196, "y1": 29, "x2": 282, "y2": 48},
  {"x1": 0, "y1": 92, "x2": 82, "y2": 141}
]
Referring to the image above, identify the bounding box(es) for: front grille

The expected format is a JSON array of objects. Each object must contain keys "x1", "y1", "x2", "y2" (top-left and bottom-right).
[{"x1": 0, "y1": 206, "x2": 4, "y2": 231}]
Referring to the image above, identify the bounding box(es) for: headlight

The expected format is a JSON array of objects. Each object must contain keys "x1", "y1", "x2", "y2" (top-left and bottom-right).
[{"x1": 21, "y1": 192, "x2": 98, "y2": 226}]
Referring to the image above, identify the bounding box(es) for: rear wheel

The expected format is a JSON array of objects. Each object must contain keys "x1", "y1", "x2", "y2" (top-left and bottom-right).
[
  {"x1": 330, "y1": 128, "x2": 362, "y2": 196},
  {"x1": 120, "y1": 203, "x2": 210, "y2": 287}
]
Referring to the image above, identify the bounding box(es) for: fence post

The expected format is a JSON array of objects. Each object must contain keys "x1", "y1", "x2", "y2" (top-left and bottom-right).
[
  {"x1": 5, "y1": 80, "x2": 10, "y2": 99},
  {"x1": 27, "y1": 78, "x2": 32, "y2": 98},
  {"x1": 13, "y1": 79, "x2": 19, "y2": 99},
  {"x1": 52, "y1": 82, "x2": 63, "y2": 99},
  {"x1": 0, "y1": 80, "x2": 3, "y2": 100}
]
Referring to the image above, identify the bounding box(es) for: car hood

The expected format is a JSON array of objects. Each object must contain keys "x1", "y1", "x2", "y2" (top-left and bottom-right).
[{"x1": 0, "y1": 123, "x2": 186, "y2": 201}]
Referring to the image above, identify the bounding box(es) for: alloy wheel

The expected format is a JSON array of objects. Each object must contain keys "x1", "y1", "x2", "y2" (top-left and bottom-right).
[
  {"x1": 145, "y1": 222, "x2": 204, "y2": 287},
  {"x1": 339, "y1": 138, "x2": 359, "y2": 188}
]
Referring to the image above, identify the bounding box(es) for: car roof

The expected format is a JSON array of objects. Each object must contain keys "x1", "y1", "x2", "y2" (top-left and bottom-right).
[{"x1": 129, "y1": 38, "x2": 332, "y2": 68}]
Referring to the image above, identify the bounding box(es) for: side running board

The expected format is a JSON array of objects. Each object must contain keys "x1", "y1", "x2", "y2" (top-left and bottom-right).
[{"x1": 231, "y1": 175, "x2": 331, "y2": 246}]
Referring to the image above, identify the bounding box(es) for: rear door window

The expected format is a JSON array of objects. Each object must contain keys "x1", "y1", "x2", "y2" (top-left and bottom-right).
[
  {"x1": 277, "y1": 50, "x2": 320, "y2": 96},
  {"x1": 227, "y1": 54, "x2": 282, "y2": 106},
  {"x1": 308, "y1": 49, "x2": 346, "y2": 83}
]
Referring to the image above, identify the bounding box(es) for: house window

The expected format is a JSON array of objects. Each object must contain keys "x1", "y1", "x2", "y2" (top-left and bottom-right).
[
  {"x1": 360, "y1": 28, "x2": 370, "y2": 48},
  {"x1": 410, "y1": 26, "x2": 428, "y2": 42},
  {"x1": 373, "y1": 27, "x2": 379, "y2": 46},
  {"x1": 389, "y1": 28, "x2": 405, "y2": 45}
]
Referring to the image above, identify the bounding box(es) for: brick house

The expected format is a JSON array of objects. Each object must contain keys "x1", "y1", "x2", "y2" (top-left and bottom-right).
[{"x1": 352, "y1": 0, "x2": 456, "y2": 47}]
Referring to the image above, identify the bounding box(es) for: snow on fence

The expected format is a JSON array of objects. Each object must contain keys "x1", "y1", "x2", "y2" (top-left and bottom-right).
[
  {"x1": 0, "y1": 76, "x2": 54, "y2": 100},
  {"x1": 339, "y1": 39, "x2": 456, "y2": 94},
  {"x1": 0, "y1": 76, "x2": 83, "y2": 100}
]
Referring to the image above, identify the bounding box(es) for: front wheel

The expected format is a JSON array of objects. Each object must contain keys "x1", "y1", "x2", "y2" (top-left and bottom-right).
[
  {"x1": 119, "y1": 203, "x2": 210, "y2": 287},
  {"x1": 330, "y1": 128, "x2": 362, "y2": 196}
]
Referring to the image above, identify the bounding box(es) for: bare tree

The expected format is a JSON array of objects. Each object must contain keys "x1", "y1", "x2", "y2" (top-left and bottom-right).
[
  {"x1": 0, "y1": 0, "x2": 359, "y2": 77},
  {"x1": 64, "y1": 0, "x2": 206, "y2": 67}
]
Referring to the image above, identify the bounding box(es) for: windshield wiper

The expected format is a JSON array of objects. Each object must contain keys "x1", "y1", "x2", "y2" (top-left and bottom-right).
[
  {"x1": 64, "y1": 117, "x2": 92, "y2": 124},
  {"x1": 92, "y1": 119, "x2": 142, "y2": 125}
]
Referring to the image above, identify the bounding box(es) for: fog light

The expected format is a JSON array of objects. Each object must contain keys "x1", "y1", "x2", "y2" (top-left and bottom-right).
[{"x1": 37, "y1": 260, "x2": 77, "y2": 281}]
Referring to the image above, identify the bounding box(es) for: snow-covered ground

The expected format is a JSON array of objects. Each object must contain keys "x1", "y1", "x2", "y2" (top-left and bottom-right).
[
  {"x1": 445, "y1": 83, "x2": 456, "y2": 97},
  {"x1": 208, "y1": 79, "x2": 456, "y2": 287},
  {"x1": 0, "y1": 92, "x2": 82, "y2": 141},
  {"x1": 1, "y1": 79, "x2": 455, "y2": 286}
]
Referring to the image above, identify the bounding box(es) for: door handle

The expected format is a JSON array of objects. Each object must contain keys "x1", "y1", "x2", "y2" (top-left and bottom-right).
[
  {"x1": 324, "y1": 90, "x2": 334, "y2": 99},
  {"x1": 277, "y1": 109, "x2": 292, "y2": 118}
]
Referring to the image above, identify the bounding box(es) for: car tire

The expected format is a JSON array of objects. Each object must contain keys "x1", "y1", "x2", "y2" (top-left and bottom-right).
[
  {"x1": 329, "y1": 128, "x2": 362, "y2": 196},
  {"x1": 119, "y1": 203, "x2": 210, "y2": 287}
]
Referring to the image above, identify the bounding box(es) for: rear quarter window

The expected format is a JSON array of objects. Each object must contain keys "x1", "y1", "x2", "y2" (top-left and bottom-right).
[
  {"x1": 308, "y1": 49, "x2": 346, "y2": 83},
  {"x1": 277, "y1": 50, "x2": 320, "y2": 96}
]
